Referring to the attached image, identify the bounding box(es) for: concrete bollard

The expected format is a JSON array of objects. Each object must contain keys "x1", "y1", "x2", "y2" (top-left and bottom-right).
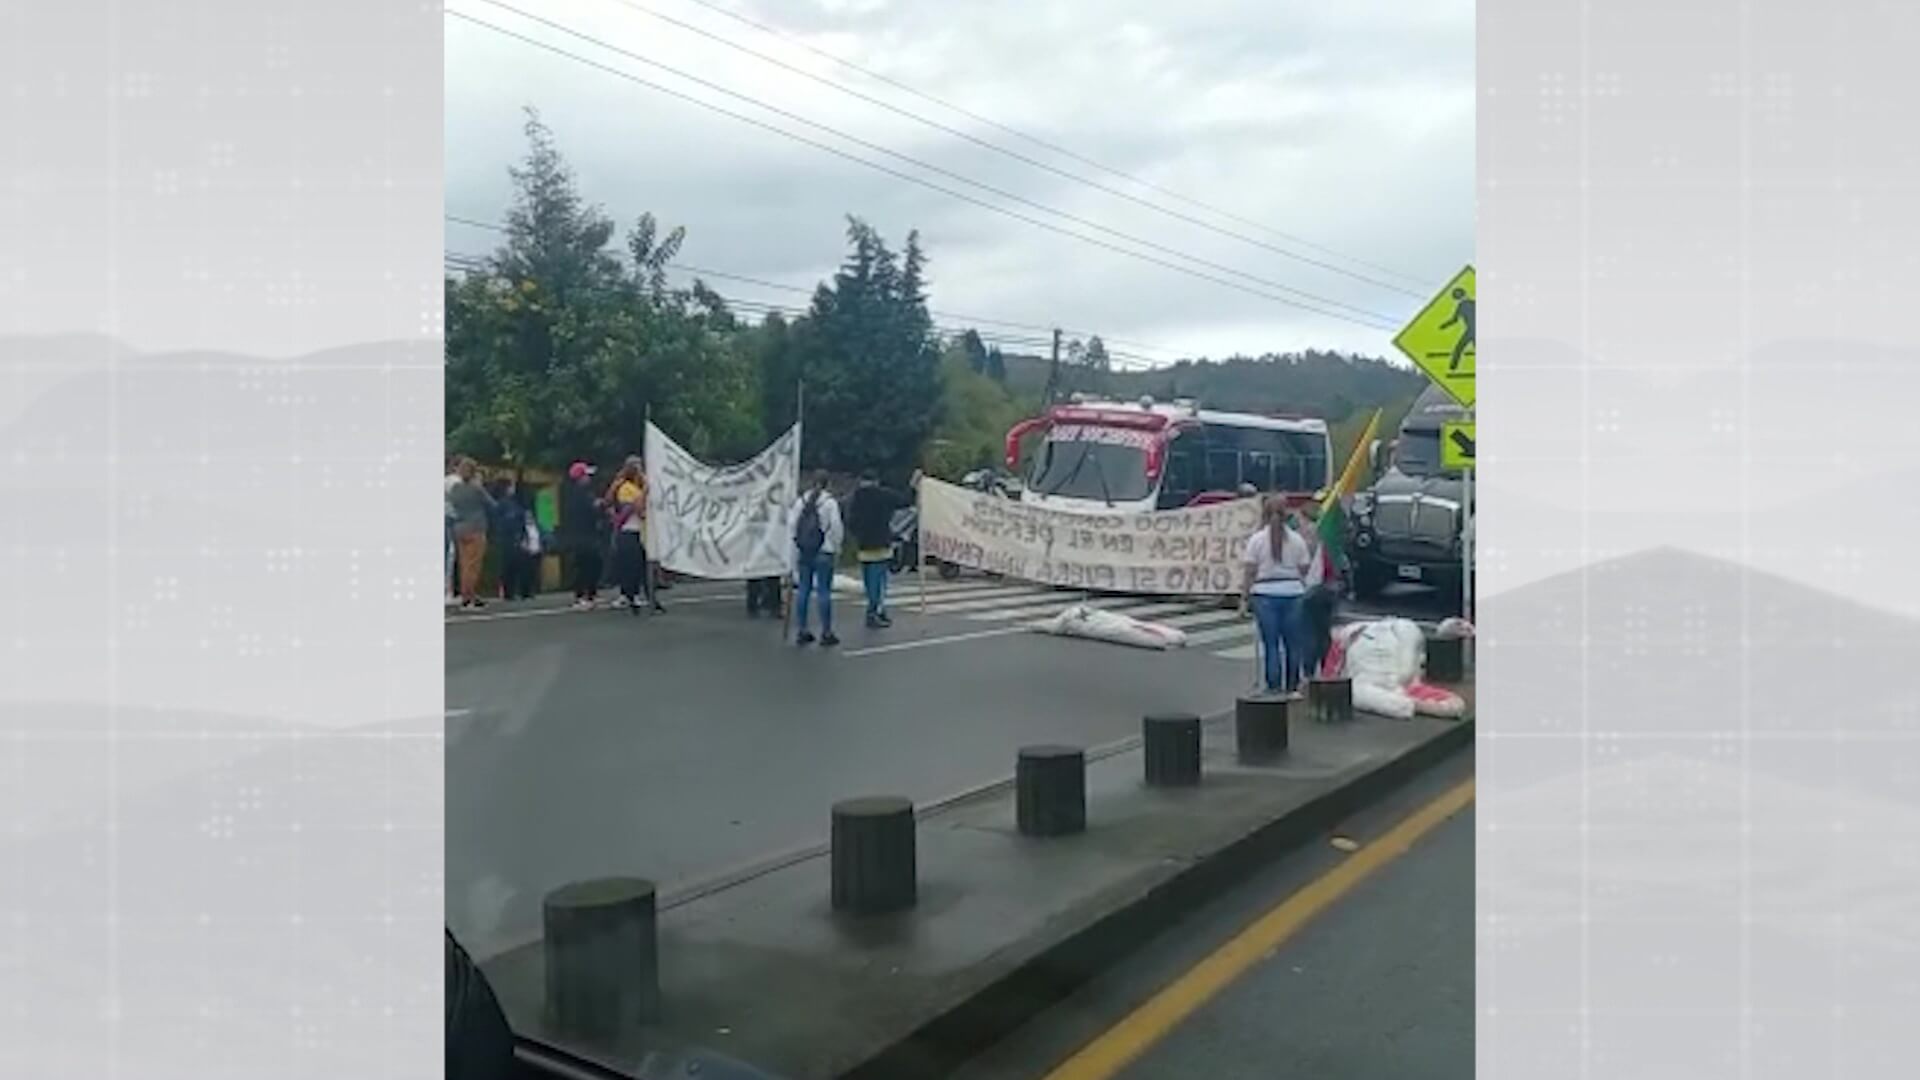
[
  {"x1": 831, "y1": 796, "x2": 918, "y2": 914},
  {"x1": 1307, "y1": 677, "x2": 1354, "y2": 724},
  {"x1": 1426, "y1": 635, "x2": 1466, "y2": 684},
  {"x1": 1016, "y1": 745, "x2": 1087, "y2": 837},
  {"x1": 1234, "y1": 693, "x2": 1291, "y2": 763},
  {"x1": 1142, "y1": 712, "x2": 1202, "y2": 786},
  {"x1": 543, "y1": 877, "x2": 660, "y2": 1039}
]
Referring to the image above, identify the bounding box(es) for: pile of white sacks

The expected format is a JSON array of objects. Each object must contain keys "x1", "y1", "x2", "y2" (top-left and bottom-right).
[{"x1": 1322, "y1": 616, "x2": 1471, "y2": 720}]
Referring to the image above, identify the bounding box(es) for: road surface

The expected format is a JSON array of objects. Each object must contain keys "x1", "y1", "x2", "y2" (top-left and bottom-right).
[
  {"x1": 954, "y1": 749, "x2": 1473, "y2": 1080},
  {"x1": 445, "y1": 570, "x2": 1458, "y2": 959}
]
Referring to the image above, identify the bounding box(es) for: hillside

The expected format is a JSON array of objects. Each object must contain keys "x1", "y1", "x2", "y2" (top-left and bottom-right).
[{"x1": 995, "y1": 349, "x2": 1429, "y2": 465}]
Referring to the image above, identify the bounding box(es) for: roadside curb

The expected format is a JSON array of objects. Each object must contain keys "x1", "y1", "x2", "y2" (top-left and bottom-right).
[{"x1": 840, "y1": 717, "x2": 1476, "y2": 1080}]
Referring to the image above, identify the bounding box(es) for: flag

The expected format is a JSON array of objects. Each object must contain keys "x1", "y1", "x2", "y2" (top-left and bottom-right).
[{"x1": 1315, "y1": 409, "x2": 1383, "y2": 582}]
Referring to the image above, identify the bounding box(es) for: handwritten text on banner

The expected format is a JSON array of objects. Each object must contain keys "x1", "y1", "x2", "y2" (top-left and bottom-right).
[
  {"x1": 917, "y1": 478, "x2": 1260, "y2": 595},
  {"x1": 644, "y1": 421, "x2": 800, "y2": 580}
]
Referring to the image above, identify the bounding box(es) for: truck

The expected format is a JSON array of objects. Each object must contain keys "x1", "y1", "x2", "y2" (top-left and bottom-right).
[{"x1": 1349, "y1": 385, "x2": 1471, "y2": 610}]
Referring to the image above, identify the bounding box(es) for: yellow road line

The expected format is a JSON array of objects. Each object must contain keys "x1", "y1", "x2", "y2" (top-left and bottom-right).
[{"x1": 1042, "y1": 776, "x2": 1475, "y2": 1080}]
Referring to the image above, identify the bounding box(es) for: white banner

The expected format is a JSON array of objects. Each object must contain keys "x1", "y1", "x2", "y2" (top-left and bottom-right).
[
  {"x1": 917, "y1": 478, "x2": 1263, "y2": 595},
  {"x1": 644, "y1": 422, "x2": 801, "y2": 580}
]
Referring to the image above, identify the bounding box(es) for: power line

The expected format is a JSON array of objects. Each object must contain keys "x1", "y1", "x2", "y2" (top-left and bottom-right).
[
  {"x1": 458, "y1": 2, "x2": 1396, "y2": 325},
  {"x1": 445, "y1": 7, "x2": 1400, "y2": 332},
  {"x1": 448, "y1": 212, "x2": 1188, "y2": 355},
  {"x1": 464, "y1": 1, "x2": 1397, "y2": 324},
  {"x1": 588, "y1": 0, "x2": 1423, "y2": 299},
  {"x1": 443, "y1": 248, "x2": 1167, "y2": 370},
  {"x1": 669, "y1": 0, "x2": 1433, "y2": 289}
]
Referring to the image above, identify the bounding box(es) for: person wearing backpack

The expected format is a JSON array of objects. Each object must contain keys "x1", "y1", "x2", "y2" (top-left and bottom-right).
[{"x1": 790, "y1": 471, "x2": 843, "y2": 647}]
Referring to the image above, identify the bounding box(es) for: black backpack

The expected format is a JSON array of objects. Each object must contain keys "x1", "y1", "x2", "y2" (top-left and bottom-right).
[{"x1": 795, "y1": 491, "x2": 826, "y2": 560}]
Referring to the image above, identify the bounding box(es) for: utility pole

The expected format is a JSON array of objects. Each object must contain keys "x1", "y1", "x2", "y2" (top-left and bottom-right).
[{"x1": 1041, "y1": 326, "x2": 1063, "y2": 406}]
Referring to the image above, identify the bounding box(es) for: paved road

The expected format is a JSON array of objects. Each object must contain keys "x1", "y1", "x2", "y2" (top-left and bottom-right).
[
  {"x1": 445, "y1": 570, "x2": 1456, "y2": 959},
  {"x1": 955, "y1": 750, "x2": 1473, "y2": 1080}
]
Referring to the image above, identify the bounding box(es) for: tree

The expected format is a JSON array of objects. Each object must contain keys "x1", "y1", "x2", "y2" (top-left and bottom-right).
[
  {"x1": 1084, "y1": 335, "x2": 1111, "y2": 373},
  {"x1": 926, "y1": 345, "x2": 1027, "y2": 480},
  {"x1": 984, "y1": 345, "x2": 1007, "y2": 384},
  {"x1": 444, "y1": 109, "x2": 763, "y2": 467},
  {"x1": 791, "y1": 217, "x2": 942, "y2": 472},
  {"x1": 959, "y1": 329, "x2": 990, "y2": 375}
]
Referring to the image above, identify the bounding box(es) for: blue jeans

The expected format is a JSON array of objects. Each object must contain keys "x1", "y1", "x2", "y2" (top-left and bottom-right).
[
  {"x1": 1251, "y1": 592, "x2": 1303, "y2": 693},
  {"x1": 860, "y1": 559, "x2": 890, "y2": 620},
  {"x1": 793, "y1": 551, "x2": 835, "y2": 636}
]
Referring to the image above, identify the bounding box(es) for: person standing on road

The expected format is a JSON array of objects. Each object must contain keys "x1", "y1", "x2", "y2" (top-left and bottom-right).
[
  {"x1": 1292, "y1": 496, "x2": 1339, "y2": 681},
  {"x1": 1239, "y1": 495, "x2": 1312, "y2": 693},
  {"x1": 608, "y1": 457, "x2": 665, "y2": 616},
  {"x1": 447, "y1": 458, "x2": 496, "y2": 610},
  {"x1": 845, "y1": 468, "x2": 918, "y2": 629},
  {"x1": 490, "y1": 476, "x2": 537, "y2": 601},
  {"x1": 445, "y1": 457, "x2": 464, "y2": 602},
  {"x1": 790, "y1": 471, "x2": 843, "y2": 647},
  {"x1": 558, "y1": 461, "x2": 605, "y2": 610}
]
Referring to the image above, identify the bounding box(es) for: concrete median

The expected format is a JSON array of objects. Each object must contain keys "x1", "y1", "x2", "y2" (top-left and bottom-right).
[{"x1": 482, "y1": 706, "x2": 1473, "y2": 1079}]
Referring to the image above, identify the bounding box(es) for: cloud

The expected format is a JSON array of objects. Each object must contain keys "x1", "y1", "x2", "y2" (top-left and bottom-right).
[{"x1": 444, "y1": 0, "x2": 1474, "y2": 361}]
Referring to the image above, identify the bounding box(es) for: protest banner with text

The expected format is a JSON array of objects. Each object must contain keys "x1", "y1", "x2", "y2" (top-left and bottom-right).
[
  {"x1": 644, "y1": 422, "x2": 801, "y2": 580},
  {"x1": 917, "y1": 478, "x2": 1262, "y2": 595}
]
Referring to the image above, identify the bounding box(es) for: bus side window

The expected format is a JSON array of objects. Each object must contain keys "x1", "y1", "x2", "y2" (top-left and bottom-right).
[
  {"x1": 1277, "y1": 432, "x2": 1326, "y2": 492},
  {"x1": 1244, "y1": 451, "x2": 1275, "y2": 493},
  {"x1": 1206, "y1": 449, "x2": 1241, "y2": 493}
]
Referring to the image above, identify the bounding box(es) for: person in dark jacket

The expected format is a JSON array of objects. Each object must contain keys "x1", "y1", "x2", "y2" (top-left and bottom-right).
[
  {"x1": 844, "y1": 468, "x2": 919, "y2": 629},
  {"x1": 445, "y1": 928, "x2": 516, "y2": 1080},
  {"x1": 489, "y1": 477, "x2": 536, "y2": 601},
  {"x1": 557, "y1": 461, "x2": 605, "y2": 610}
]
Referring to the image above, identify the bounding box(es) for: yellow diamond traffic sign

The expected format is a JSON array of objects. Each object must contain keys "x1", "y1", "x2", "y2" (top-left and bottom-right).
[
  {"x1": 1393, "y1": 265, "x2": 1474, "y2": 408},
  {"x1": 1440, "y1": 420, "x2": 1475, "y2": 470}
]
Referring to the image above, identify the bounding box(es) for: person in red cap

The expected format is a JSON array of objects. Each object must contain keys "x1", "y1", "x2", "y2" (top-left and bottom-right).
[{"x1": 557, "y1": 461, "x2": 606, "y2": 610}]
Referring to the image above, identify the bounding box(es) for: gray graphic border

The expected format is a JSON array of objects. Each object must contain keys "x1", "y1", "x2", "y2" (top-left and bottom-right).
[
  {"x1": 1481, "y1": 0, "x2": 1920, "y2": 1077},
  {"x1": 2, "y1": 3, "x2": 443, "y2": 1078}
]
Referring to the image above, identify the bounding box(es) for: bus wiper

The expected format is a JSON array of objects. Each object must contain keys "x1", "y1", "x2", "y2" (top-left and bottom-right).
[
  {"x1": 1045, "y1": 441, "x2": 1096, "y2": 497},
  {"x1": 1088, "y1": 445, "x2": 1115, "y2": 507}
]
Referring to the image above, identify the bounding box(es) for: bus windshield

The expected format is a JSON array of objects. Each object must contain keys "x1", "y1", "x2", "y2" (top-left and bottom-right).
[{"x1": 1028, "y1": 432, "x2": 1154, "y2": 503}]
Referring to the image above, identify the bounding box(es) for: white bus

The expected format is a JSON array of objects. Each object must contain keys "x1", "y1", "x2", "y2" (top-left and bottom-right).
[{"x1": 1004, "y1": 396, "x2": 1333, "y2": 514}]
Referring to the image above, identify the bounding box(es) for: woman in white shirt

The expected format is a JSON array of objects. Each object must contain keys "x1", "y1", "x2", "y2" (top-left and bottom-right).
[{"x1": 1240, "y1": 496, "x2": 1313, "y2": 693}]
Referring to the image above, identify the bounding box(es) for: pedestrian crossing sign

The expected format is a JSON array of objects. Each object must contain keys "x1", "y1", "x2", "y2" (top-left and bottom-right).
[{"x1": 1393, "y1": 265, "x2": 1475, "y2": 408}]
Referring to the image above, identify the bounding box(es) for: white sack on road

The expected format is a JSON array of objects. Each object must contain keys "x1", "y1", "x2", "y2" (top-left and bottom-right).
[
  {"x1": 1038, "y1": 604, "x2": 1189, "y2": 651},
  {"x1": 1327, "y1": 617, "x2": 1467, "y2": 719}
]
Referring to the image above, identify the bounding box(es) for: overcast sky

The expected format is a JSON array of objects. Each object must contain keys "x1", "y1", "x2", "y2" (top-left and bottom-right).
[{"x1": 444, "y1": 0, "x2": 1474, "y2": 365}]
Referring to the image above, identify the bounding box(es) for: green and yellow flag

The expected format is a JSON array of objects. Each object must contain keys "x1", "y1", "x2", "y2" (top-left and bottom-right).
[{"x1": 1315, "y1": 408, "x2": 1382, "y2": 580}]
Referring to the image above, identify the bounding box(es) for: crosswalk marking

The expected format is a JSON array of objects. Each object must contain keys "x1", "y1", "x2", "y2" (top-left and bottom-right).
[
  {"x1": 965, "y1": 595, "x2": 1132, "y2": 621},
  {"x1": 847, "y1": 574, "x2": 1438, "y2": 662},
  {"x1": 908, "y1": 586, "x2": 1081, "y2": 615},
  {"x1": 878, "y1": 576, "x2": 1261, "y2": 661},
  {"x1": 1180, "y1": 621, "x2": 1262, "y2": 646}
]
